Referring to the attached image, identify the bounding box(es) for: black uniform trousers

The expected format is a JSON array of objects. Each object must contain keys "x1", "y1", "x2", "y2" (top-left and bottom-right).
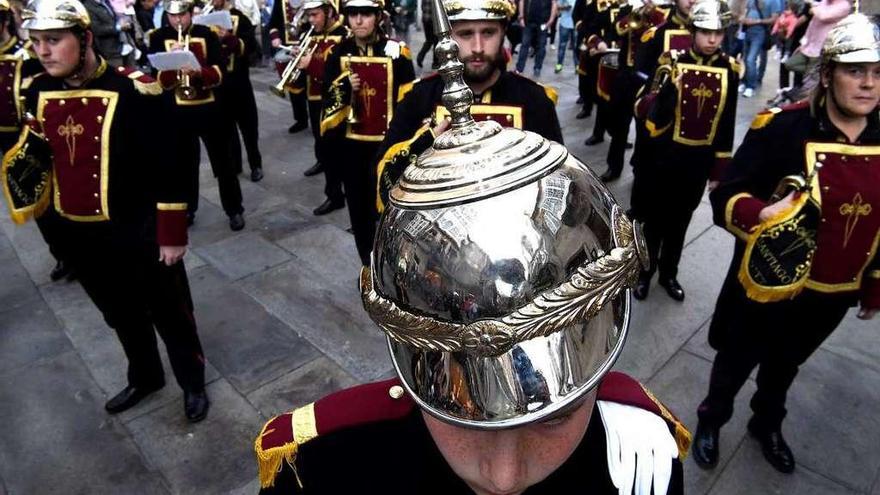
[
  {"x1": 640, "y1": 151, "x2": 711, "y2": 280},
  {"x1": 606, "y1": 70, "x2": 639, "y2": 175},
  {"x1": 226, "y1": 73, "x2": 263, "y2": 174},
  {"x1": 699, "y1": 280, "x2": 851, "y2": 432},
  {"x1": 307, "y1": 99, "x2": 345, "y2": 204},
  {"x1": 177, "y1": 102, "x2": 244, "y2": 217},
  {"x1": 340, "y1": 139, "x2": 379, "y2": 266},
  {"x1": 289, "y1": 90, "x2": 308, "y2": 125},
  {"x1": 58, "y1": 220, "x2": 206, "y2": 392},
  {"x1": 416, "y1": 19, "x2": 437, "y2": 68},
  {"x1": 587, "y1": 56, "x2": 607, "y2": 140}
]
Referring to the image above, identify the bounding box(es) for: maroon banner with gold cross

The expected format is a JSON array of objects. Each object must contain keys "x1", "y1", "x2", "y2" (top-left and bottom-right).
[
  {"x1": 597, "y1": 50, "x2": 619, "y2": 102},
  {"x1": 37, "y1": 90, "x2": 118, "y2": 222},
  {"x1": 434, "y1": 104, "x2": 523, "y2": 129},
  {"x1": 673, "y1": 63, "x2": 727, "y2": 146},
  {"x1": 307, "y1": 36, "x2": 343, "y2": 101},
  {"x1": 345, "y1": 56, "x2": 392, "y2": 142}
]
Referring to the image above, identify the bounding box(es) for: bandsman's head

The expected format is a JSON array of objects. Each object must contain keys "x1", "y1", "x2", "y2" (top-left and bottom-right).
[
  {"x1": 22, "y1": 0, "x2": 93, "y2": 78},
  {"x1": 688, "y1": 0, "x2": 728, "y2": 56},
  {"x1": 342, "y1": 0, "x2": 383, "y2": 41},
  {"x1": 443, "y1": 0, "x2": 514, "y2": 83},
  {"x1": 817, "y1": 13, "x2": 880, "y2": 118},
  {"x1": 164, "y1": 0, "x2": 194, "y2": 30},
  {"x1": 303, "y1": 0, "x2": 337, "y2": 32}
]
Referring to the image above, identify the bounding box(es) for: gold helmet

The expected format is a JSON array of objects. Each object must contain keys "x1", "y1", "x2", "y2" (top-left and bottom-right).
[
  {"x1": 821, "y1": 13, "x2": 880, "y2": 64},
  {"x1": 342, "y1": 0, "x2": 384, "y2": 10},
  {"x1": 0, "y1": 0, "x2": 10, "y2": 12},
  {"x1": 442, "y1": 0, "x2": 515, "y2": 22},
  {"x1": 688, "y1": 0, "x2": 730, "y2": 31},
  {"x1": 164, "y1": 0, "x2": 194, "y2": 14},
  {"x1": 21, "y1": 0, "x2": 91, "y2": 30}
]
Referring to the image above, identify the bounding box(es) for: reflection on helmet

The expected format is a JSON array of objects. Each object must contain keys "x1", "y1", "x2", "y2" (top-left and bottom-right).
[
  {"x1": 360, "y1": 0, "x2": 647, "y2": 430},
  {"x1": 688, "y1": 0, "x2": 730, "y2": 31},
  {"x1": 821, "y1": 13, "x2": 880, "y2": 65},
  {"x1": 164, "y1": 0, "x2": 194, "y2": 14},
  {"x1": 442, "y1": 0, "x2": 515, "y2": 22},
  {"x1": 21, "y1": 0, "x2": 91, "y2": 31}
]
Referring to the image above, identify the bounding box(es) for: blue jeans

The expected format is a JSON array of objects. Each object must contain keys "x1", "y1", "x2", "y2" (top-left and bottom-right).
[
  {"x1": 516, "y1": 23, "x2": 547, "y2": 74},
  {"x1": 556, "y1": 26, "x2": 576, "y2": 67},
  {"x1": 743, "y1": 25, "x2": 766, "y2": 89}
]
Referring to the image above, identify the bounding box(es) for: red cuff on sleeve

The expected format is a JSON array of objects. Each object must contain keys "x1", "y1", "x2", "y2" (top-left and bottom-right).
[
  {"x1": 725, "y1": 194, "x2": 766, "y2": 239},
  {"x1": 862, "y1": 273, "x2": 880, "y2": 310},
  {"x1": 269, "y1": 29, "x2": 280, "y2": 41},
  {"x1": 710, "y1": 154, "x2": 732, "y2": 182},
  {"x1": 157, "y1": 70, "x2": 178, "y2": 89},
  {"x1": 201, "y1": 65, "x2": 223, "y2": 88},
  {"x1": 587, "y1": 35, "x2": 602, "y2": 50},
  {"x1": 157, "y1": 204, "x2": 189, "y2": 246},
  {"x1": 634, "y1": 93, "x2": 657, "y2": 120}
]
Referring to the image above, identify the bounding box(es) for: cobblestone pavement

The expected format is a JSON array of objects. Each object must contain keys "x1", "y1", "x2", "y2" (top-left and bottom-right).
[{"x1": 2, "y1": 36, "x2": 879, "y2": 494}]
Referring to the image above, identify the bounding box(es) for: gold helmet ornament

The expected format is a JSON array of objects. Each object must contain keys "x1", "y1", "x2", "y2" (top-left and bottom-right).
[
  {"x1": 442, "y1": 0, "x2": 515, "y2": 22},
  {"x1": 821, "y1": 13, "x2": 880, "y2": 64},
  {"x1": 0, "y1": 0, "x2": 10, "y2": 12},
  {"x1": 163, "y1": 0, "x2": 194, "y2": 14},
  {"x1": 688, "y1": 0, "x2": 730, "y2": 31},
  {"x1": 342, "y1": 0, "x2": 384, "y2": 10},
  {"x1": 360, "y1": 0, "x2": 648, "y2": 429},
  {"x1": 21, "y1": 0, "x2": 91, "y2": 30}
]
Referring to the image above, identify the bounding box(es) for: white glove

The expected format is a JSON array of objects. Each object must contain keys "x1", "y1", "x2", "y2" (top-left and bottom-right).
[
  {"x1": 384, "y1": 40, "x2": 401, "y2": 59},
  {"x1": 597, "y1": 400, "x2": 679, "y2": 495}
]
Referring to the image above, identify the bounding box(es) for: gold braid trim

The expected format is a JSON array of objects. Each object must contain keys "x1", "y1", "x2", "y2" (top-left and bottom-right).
[{"x1": 638, "y1": 384, "x2": 692, "y2": 460}]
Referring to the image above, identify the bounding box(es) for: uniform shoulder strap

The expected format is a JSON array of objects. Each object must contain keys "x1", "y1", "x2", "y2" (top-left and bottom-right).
[
  {"x1": 255, "y1": 378, "x2": 416, "y2": 488},
  {"x1": 115, "y1": 66, "x2": 163, "y2": 95},
  {"x1": 597, "y1": 371, "x2": 691, "y2": 458}
]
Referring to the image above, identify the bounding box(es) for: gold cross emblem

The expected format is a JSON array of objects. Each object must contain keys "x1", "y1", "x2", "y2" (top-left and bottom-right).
[
  {"x1": 839, "y1": 192, "x2": 872, "y2": 248},
  {"x1": 690, "y1": 82, "x2": 714, "y2": 119},
  {"x1": 57, "y1": 115, "x2": 84, "y2": 167},
  {"x1": 361, "y1": 82, "x2": 377, "y2": 118}
]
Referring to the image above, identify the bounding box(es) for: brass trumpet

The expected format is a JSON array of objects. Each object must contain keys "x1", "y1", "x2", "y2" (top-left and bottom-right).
[
  {"x1": 176, "y1": 24, "x2": 198, "y2": 100},
  {"x1": 271, "y1": 25, "x2": 316, "y2": 97},
  {"x1": 344, "y1": 55, "x2": 359, "y2": 124}
]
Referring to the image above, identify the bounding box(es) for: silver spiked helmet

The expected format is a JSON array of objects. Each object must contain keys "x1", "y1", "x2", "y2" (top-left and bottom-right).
[{"x1": 360, "y1": 0, "x2": 649, "y2": 429}]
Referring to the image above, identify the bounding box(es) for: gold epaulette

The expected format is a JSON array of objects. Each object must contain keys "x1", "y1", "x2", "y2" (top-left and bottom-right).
[
  {"x1": 750, "y1": 107, "x2": 782, "y2": 130},
  {"x1": 400, "y1": 43, "x2": 412, "y2": 60},
  {"x1": 397, "y1": 79, "x2": 415, "y2": 102},
  {"x1": 641, "y1": 26, "x2": 658, "y2": 43},
  {"x1": 255, "y1": 404, "x2": 318, "y2": 488},
  {"x1": 116, "y1": 66, "x2": 163, "y2": 95},
  {"x1": 541, "y1": 83, "x2": 559, "y2": 106},
  {"x1": 657, "y1": 49, "x2": 678, "y2": 66}
]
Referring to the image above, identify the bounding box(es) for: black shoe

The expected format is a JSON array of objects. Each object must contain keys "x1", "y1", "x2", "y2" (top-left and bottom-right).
[
  {"x1": 659, "y1": 278, "x2": 685, "y2": 301},
  {"x1": 50, "y1": 260, "x2": 71, "y2": 282},
  {"x1": 575, "y1": 108, "x2": 591, "y2": 119},
  {"x1": 692, "y1": 421, "x2": 721, "y2": 469},
  {"x1": 184, "y1": 390, "x2": 210, "y2": 423},
  {"x1": 600, "y1": 169, "x2": 620, "y2": 183},
  {"x1": 229, "y1": 213, "x2": 245, "y2": 231},
  {"x1": 186, "y1": 211, "x2": 195, "y2": 226},
  {"x1": 584, "y1": 135, "x2": 604, "y2": 146},
  {"x1": 105, "y1": 383, "x2": 164, "y2": 414},
  {"x1": 633, "y1": 272, "x2": 651, "y2": 300},
  {"x1": 303, "y1": 162, "x2": 323, "y2": 177},
  {"x1": 748, "y1": 419, "x2": 795, "y2": 473},
  {"x1": 288, "y1": 121, "x2": 308, "y2": 134},
  {"x1": 576, "y1": 96, "x2": 584, "y2": 104},
  {"x1": 313, "y1": 198, "x2": 345, "y2": 216},
  {"x1": 250, "y1": 167, "x2": 264, "y2": 182}
]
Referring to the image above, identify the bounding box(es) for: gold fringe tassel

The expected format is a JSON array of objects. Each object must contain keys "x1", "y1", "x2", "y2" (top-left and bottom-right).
[{"x1": 254, "y1": 435, "x2": 300, "y2": 489}]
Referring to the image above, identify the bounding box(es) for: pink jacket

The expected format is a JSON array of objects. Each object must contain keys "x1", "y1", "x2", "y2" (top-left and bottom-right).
[{"x1": 798, "y1": 0, "x2": 852, "y2": 58}]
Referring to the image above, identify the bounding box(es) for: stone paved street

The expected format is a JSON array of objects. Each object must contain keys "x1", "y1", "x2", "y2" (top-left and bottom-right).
[{"x1": 2, "y1": 37, "x2": 880, "y2": 494}]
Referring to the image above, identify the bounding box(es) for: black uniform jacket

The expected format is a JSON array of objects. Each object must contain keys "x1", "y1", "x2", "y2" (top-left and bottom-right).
[
  {"x1": 256, "y1": 373, "x2": 688, "y2": 495},
  {"x1": 709, "y1": 100, "x2": 880, "y2": 311},
  {"x1": 0, "y1": 36, "x2": 43, "y2": 137},
  {"x1": 220, "y1": 7, "x2": 259, "y2": 77},
  {"x1": 637, "y1": 48, "x2": 739, "y2": 183},
  {"x1": 374, "y1": 70, "x2": 564, "y2": 211},
  {"x1": 319, "y1": 35, "x2": 416, "y2": 141},
  {"x1": 147, "y1": 23, "x2": 225, "y2": 106},
  {"x1": 23, "y1": 61, "x2": 189, "y2": 246},
  {"x1": 634, "y1": 8, "x2": 690, "y2": 82}
]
